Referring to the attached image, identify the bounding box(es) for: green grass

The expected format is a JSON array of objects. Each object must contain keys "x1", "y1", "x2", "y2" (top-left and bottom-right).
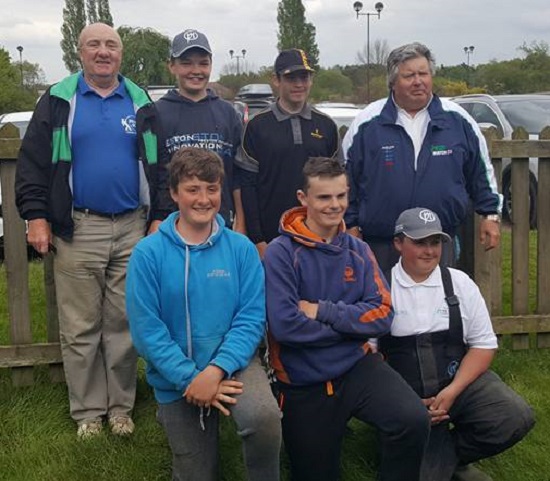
[{"x1": 1, "y1": 259, "x2": 549, "y2": 480}]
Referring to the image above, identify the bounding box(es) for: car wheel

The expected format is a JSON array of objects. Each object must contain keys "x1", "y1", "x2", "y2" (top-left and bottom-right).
[{"x1": 502, "y1": 173, "x2": 537, "y2": 229}]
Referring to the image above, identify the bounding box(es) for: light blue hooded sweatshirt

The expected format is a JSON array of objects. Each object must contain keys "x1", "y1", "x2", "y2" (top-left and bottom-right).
[{"x1": 126, "y1": 212, "x2": 265, "y2": 404}]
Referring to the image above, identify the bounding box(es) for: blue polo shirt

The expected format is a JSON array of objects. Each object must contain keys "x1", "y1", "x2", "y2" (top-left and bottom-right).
[{"x1": 71, "y1": 74, "x2": 140, "y2": 214}]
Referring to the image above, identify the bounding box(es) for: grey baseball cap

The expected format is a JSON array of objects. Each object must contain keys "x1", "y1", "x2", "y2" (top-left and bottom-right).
[
  {"x1": 394, "y1": 208, "x2": 451, "y2": 241},
  {"x1": 170, "y1": 29, "x2": 212, "y2": 58}
]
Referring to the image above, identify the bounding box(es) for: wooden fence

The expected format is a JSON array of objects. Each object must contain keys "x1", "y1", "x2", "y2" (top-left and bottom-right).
[{"x1": 1, "y1": 123, "x2": 550, "y2": 387}]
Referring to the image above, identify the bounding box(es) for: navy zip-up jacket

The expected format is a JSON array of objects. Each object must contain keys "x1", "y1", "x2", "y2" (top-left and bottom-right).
[{"x1": 343, "y1": 95, "x2": 501, "y2": 239}]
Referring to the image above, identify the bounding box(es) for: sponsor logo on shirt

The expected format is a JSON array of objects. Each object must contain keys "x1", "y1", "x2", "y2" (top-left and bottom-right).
[
  {"x1": 207, "y1": 269, "x2": 231, "y2": 279},
  {"x1": 344, "y1": 266, "x2": 356, "y2": 282},
  {"x1": 431, "y1": 145, "x2": 453, "y2": 156},
  {"x1": 311, "y1": 128, "x2": 324, "y2": 139},
  {"x1": 381, "y1": 144, "x2": 395, "y2": 166},
  {"x1": 166, "y1": 133, "x2": 234, "y2": 157},
  {"x1": 121, "y1": 115, "x2": 137, "y2": 135}
]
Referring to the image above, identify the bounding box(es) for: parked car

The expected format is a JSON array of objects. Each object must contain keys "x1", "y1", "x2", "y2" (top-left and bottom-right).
[
  {"x1": 0, "y1": 111, "x2": 33, "y2": 138},
  {"x1": 451, "y1": 94, "x2": 550, "y2": 228},
  {"x1": 146, "y1": 86, "x2": 174, "y2": 102},
  {"x1": 0, "y1": 110, "x2": 36, "y2": 260},
  {"x1": 234, "y1": 84, "x2": 275, "y2": 122},
  {"x1": 236, "y1": 83, "x2": 273, "y2": 99},
  {"x1": 314, "y1": 103, "x2": 361, "y2": 136}
]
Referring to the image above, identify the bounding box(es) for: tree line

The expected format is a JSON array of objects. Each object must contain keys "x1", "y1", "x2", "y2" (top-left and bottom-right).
[{"x1": 1, "y1": 0, "x2": 550, "y2": 114}]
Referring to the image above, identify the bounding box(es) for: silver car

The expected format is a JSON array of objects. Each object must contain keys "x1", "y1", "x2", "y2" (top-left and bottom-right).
[{"x1": 451, "y1": 94, "x2": 550, "y2": 228}]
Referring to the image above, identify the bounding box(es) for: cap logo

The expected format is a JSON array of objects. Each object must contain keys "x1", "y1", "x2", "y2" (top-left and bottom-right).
[
  {"x1": 298, "y1": 49, "x2": 312, "y2": 70},
  {"x1": 419, "y1": 209, "x2": 437, "y2": 224},
  {"x1": 183, "y1": 31, "x2": 199, "y2": 42}
]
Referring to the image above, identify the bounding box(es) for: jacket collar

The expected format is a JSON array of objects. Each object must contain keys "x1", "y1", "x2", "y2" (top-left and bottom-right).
[
  {"x1": 379, "y1": 93, "x2": 449, "y2": 130},
  {"x1": 271, "y1": 101, "x2": 312, "y2": 122}
]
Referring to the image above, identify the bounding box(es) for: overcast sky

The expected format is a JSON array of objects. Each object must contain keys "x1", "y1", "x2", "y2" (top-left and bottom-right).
[{"x1": 2, "y1": 0, "x2": 550, "y2": 84}]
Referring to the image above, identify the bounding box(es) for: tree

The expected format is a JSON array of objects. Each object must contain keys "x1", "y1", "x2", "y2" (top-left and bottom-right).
[
  {"x1": 60, "y1": 0, "x2": 113, "y2": 74},
  {"x1": 118, "y1": 26, "x2": 172, "y2": 87},
  {"x1": 277, "y1": 0, "x2": 319, "y2": 69},
  {"x1": 0, "y1": 48, "x2": 38, "y2": 114},
  {"x1": 97, "y1": 0, "x2": 113, "y2": 26},
  {"x1": 356, "y1": 38, "x2": 390, "y2": 66},
  {"x1": 86, "y1": 0, "x2": 98, "y2": 23},
  {"x1": 17, "y1": 61, "x2": 47, "y2": 90},
  {"x1": 309, "y1": 68, "x2": 354, "y2": 102},
  {"x1": 60, "y1": 0, "x2": 87, "y2": 73}
]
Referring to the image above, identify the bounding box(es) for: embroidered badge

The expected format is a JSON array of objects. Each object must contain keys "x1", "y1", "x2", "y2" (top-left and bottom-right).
[
  {"x1": 431, "y1": 145, "x2": 453, "y2": 156},
  {"x1": 121, "y1": 115, "x2": 136, "y2": 134},
  {"x1": 344, "y1": 266, "x2": 356, "y2": 282},
  {"x1": 311, "y1": 128, "x2": 324, "y2": 139},
  {"x1": 184, "y1": 30, "x2": 199, "y2": 42}
]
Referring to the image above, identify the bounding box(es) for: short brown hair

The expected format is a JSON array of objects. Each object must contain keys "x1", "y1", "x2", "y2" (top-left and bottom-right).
[
  {"x1": 168, "y1": 147, "x2": 224, "y2": 192},
  {"x1": 302, "y1": 157, "x2": 346, "y2": 192}
]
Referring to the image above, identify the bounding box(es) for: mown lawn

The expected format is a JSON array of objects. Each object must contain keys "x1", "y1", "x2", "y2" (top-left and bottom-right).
[{"x1": 0, "y1": 230, "x2": 548, "y2": 480}]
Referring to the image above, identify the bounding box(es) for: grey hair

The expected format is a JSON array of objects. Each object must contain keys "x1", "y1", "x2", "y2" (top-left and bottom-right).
[{"x1": 386, "y1": 42, "x2": 435, "y2": 89}]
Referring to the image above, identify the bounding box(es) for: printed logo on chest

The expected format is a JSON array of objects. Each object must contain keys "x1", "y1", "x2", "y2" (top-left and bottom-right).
[
  {"x1": 431, "y1": 145, "x2": 453, "y2": 157},
  {"x1": 344, "y1": 266, "x2": 356, "y2": 282}
]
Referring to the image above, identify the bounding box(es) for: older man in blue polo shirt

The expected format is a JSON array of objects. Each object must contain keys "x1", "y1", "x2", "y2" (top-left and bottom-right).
[{"x1": 15, "y1": 22, "x2": 165, "y2": 438}]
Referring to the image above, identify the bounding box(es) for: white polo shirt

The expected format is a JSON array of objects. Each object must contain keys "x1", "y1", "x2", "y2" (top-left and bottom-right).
[{"x1": 390, "y1": 260, "x2": 498, "y2": 349}]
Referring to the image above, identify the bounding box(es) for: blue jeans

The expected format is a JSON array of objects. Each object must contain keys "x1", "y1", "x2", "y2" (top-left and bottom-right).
[{"x1": 157, "y1": 356, "x2": 282, "y2": 481}]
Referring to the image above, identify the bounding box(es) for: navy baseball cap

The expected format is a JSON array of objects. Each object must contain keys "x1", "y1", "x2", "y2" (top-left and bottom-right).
[
  {"x1": 170, "y1": 29, "x2": 212, "y2": 58},
  {"x1": 274, "y1": 49, "x2": 315, "y2": 75},
  {"x1": 394, "y1": 208, "x2": 451, "y2": 241}
]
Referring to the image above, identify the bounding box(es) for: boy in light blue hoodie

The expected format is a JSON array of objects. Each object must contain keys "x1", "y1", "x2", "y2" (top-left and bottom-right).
[{"x1": 126, "y1": 147, "x2": 281, "y2": 481}]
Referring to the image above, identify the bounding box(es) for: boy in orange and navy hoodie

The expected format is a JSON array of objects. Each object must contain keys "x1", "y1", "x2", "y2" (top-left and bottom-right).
[{"x1": 264, "y1": 157, "x2": 430, "y2": 481}]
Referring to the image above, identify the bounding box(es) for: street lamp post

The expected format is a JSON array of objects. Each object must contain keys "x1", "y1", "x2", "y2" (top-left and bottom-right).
[
  {"x1": 16, "y1": 45, "x2": 24, "y2": 87},
  {"x1": 353, "y1": 1, "x2": 383, "y2": 103},
  {"x1": 464, "y1": 45, "x2": 475, "y2": 68},
  {"x1": 229, "y1": 49, "x2": 246, "y2": 75},
  {"x1": 463, "y1": 45, "x2": 474, "y2": 86}
]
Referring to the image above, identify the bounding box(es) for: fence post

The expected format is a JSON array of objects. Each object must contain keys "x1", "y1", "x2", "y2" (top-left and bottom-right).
[
  {"x1": 43, "y1": 254, "x2": 63, "y2": 382},
  {"x1": 537, "y1": 126, "x2": 550, "y2": 348},
  {"x1": 0, "y1": 123, "x2": 34, "y2": 385},
  {"x1": 476, "y1": 128, "x2": 503, "y2": 315},
  {"x1": 510, "y1": 127, "x2": 531, "y2": 349}
]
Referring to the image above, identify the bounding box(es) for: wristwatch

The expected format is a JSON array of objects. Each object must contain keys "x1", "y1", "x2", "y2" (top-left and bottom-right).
[{"x1": 483, "y1": 214, "x2": 501, "y2": 223}]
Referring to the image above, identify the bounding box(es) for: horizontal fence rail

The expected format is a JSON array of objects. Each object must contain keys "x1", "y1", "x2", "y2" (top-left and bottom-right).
[{"x1": 1, "y1": 123, "x2": 549, "y2": 386}]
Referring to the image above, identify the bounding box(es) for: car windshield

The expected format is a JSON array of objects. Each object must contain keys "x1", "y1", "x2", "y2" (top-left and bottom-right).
[{"x1": 497, "y1": 98, "x2": 550, "y2": 135}]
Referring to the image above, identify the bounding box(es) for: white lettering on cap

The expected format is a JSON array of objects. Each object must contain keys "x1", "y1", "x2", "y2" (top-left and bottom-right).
[
  {"x1": 184, "y1": 31, "x2": 199, "y2": 42},
  {"x1": 419, "y1": 209, "x2": 437, "y2": 224}
]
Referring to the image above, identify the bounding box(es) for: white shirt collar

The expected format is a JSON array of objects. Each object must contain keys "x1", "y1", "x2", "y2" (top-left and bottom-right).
[{"x1": 393, "y1": 258, "x2": 441, "y2": 288}]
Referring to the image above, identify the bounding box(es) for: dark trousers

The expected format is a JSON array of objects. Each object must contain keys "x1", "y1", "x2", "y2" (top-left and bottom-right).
[
  {"x1": 421, "y1": 370, "x2": 535, "y2": 481},
  {"x1": 278, "y1": 353, "x2": 430, "y2": 481}
]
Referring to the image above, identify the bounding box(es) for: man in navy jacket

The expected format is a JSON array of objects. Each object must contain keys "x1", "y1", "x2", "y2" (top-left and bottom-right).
[{"x1": 343, "y1": 42, "x2": 502, "y2": 271}]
